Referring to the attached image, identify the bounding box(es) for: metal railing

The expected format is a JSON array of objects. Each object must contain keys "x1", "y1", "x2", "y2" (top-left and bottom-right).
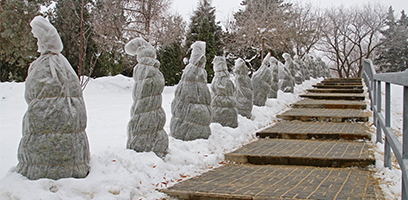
[{"x1": 362, "y1": 59, "x2": 408, "y2": 199}]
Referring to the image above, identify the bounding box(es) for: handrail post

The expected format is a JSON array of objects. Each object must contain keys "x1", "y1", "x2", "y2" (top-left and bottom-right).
[
  {"x1": 377, "y1": 80, "x2": 383, "y2": 143},
  {"x1": 384, "y1": 82, "x2": 391, "y2": 168},
  {"x1": 404, "y1": 86, "x2": 408, "y2": 200},
  {"x1": 403, "y1": 86, "x2": 408, "y2": 159}
]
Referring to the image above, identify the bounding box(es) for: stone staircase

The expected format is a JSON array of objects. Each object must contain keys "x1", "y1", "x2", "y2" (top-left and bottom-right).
[{"x1": 162, "y1": 78, "x2": 382, "y2": 199}]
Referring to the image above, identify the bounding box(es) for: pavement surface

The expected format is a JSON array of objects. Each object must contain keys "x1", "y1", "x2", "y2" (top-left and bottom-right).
[
  {"x1": 162, "y1": 78, "x2": 383, "y2": 199},
  {"x1": 291, "y1": 99, "x2": 367, "y2": 109},
  {"x1": 256, "y1": 121, "x2": 371, "y2": 140},
  {"x1": 162, "y1": 164, "x2": 378, "y2": 200},
  {"x1": 277, "y1": 108, "x2": 370, "y2": 122}
]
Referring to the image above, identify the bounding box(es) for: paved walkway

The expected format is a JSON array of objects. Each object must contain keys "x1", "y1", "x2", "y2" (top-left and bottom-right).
[{"x1": 162, "y1": 78, "x2": 383, "y2": 199}]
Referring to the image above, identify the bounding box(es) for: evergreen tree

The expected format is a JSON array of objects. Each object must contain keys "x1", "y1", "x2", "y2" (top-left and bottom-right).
[
  {"x1": 51, "y1": 0, "x2": 97, "y2": 77},
  {"x1": 186, "y1": 0, "x2": 223, "y2": 83},
  {"x1": 375, "y1": 7, "x2": 408, "y2": 72},
  {"x1": 0, "y1": 0, "x2": 50, "y2": 82},
  {"x1": 157, "y1": 42, "x2": 184, "y2": 86},
  {"x1": 91, "y1": 0, "x2": 127, "y2": 78},
  {"x1": 198, "y1": 16, "x2": 217, "y2": 82}
]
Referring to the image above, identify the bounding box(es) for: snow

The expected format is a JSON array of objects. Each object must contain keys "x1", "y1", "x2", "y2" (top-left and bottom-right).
[
  {"x1": 0, "y1": 75, "x2": 402, "y2": 199},
  {"x1": 369, "y1": 83, "x2": 405, "y2": 200}
]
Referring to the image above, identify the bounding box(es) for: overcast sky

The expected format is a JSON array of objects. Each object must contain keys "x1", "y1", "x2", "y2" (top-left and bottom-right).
[{"x1": 171, "y1": 0, "x2": 408, "y2": 25}]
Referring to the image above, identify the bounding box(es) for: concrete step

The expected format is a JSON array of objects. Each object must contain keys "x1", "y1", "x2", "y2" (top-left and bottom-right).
[
  {"x1": 162, "y1": 164, "x2": 378, "y2": 199},
  {"x1": 307, "y1": 88, "x2": 364, "y2": 94},
  {"x1": 277, "y1": 108, "x2": 370, "y2": 122},
  {"x1": 321, "y1": 78, "x2": 362, "y2": 85},
  {"x1": 313, "y1": 83, "x2": 364, "y2": 89},
  {"x1": 319, "y1": 82, "x2": 363, "y2": 86},
  {"x1": 256, "y1": 121, "x2": 371, "y2": 140},
  {"x1": 324, "y1": 78, "x2": 362, "y2": 81},
  {"x1": 300, "y1": 93, "x2": 366, "y2": 101},
  {"x1": 225, "y1": 139, "x2": 374, "y2": 168},
  {"x1": 292, "y1": 99, "x2": 367, "y2": 109}
]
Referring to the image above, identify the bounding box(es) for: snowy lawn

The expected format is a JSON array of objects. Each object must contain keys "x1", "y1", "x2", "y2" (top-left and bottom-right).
[{"x1": 0, "y1": 75, "x2": 401, "y2": 199}]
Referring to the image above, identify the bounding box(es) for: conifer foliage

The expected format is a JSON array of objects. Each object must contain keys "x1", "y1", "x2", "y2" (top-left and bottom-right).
[
  {"x1": 375, "y1": 7, "x2": 408, "y2": 72},
  {"x1": 0, "y1": 0, "x2": 50, "y2": 82},
  {"x1": 185, "y1": 0, "x2": 223, "y2": 83}
]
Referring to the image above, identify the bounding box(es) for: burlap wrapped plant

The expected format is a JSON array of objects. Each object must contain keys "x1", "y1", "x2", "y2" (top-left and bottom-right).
[
  {"x1": 16, "y1": 16, "x2": 90, "y2": 180},
  {"x1": 268, "y1": 56, "x2": 280, "y2": 98},
  {"x1": 294, "y1": 55, "x2": 310, "y2": 81},
  {"x1": 125, "y1": 38, "x2": 168, "y2": 158},
  {"x1": 170, "y1": 41, "x2": 212, "y2": 141},
  {"x1": 252, "y1": 53, "x2": 272, "y2": 106},
  {"x1": 277, "y1": 56, "x2": 295, "y2": 93},
  {"x1": 305, "y1": 55, "x2": 318, "y2": 78},
  {"x1": 211, "y1": 56, "x2": 238, "y2": 128},
  {"x1": 283, "y1": 53, "x2": 304, "y2": 85},
  {"x1": 233, "y1": 58, "x2": 253, "y2": 118}
]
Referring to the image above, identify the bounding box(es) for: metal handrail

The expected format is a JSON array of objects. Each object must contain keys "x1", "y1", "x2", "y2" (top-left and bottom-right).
[{"x1": 362, "y1": 59, "x2": 408, "y2": 200}]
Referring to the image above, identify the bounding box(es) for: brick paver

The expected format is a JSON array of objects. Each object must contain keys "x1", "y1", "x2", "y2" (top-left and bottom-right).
[
  {"x1": 292, "y1": 99, "x2": 367, "y2": 109},
  {"x1": 225, "y1": 139, "x2": 374, "y2": 168},
  {"x1": 300, "y1": 93, "x2": 366, "y2": 100},
  {"x1": 162, "y1": 164, "x2": 379, "y2": 200},
  {"x1": 256, "y1": 121, "x2": 371, "y2": 140},
  {"x1": 277, "y1": 108, "x2": 370, "y2": 122},
  {"x1": 161, "y1": 78, "x2": 381, "y2": 199}
]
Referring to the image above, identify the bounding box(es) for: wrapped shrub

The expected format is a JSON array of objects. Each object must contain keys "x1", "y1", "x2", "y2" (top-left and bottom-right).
[
  {"x1": 295, "y1": 55, "x2": 310, "y2": 81},
  {"x1": 252, "y1": 53, "x2": 272, "y2": 106},
  {"x1": 170, "y1": 41, "x2": 212, "y2": 141},
  {"x1": 233, "y1": 58, "x2": 253, "y2": 118},
  {"x1": 125, "y1": 38, "x2": 169, "y2": 158},
  {"x1": 283, "y1": 53, "x2": 304, "y2": 85},
  {"x1": 268, "y1": 57, "x2": 280, "y2": 99},
  {"x1": 211, "y1": 56, "x2": 238, "y2": 128},
  {"x1": 305, "y1": 55, "x2": 318, "y2": 78},
  {"x1": 16, "y1": 16, "x2": 90, "y2": 180},
  {"x1": 277, "y1": 56, "x2": 295, "y2": 93}
]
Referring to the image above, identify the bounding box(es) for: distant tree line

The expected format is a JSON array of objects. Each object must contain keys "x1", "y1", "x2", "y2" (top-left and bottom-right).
[{"x1": 1, "y1": 0, "x2": 407, "y2": 83}]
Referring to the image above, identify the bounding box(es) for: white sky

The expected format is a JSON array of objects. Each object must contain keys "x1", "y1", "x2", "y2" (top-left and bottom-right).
[{"x1": 171, "y1": 0, "x2": 408, "y2": 24}]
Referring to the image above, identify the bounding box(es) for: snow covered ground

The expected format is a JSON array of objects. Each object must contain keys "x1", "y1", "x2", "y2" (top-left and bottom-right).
[
  {"x1": 370, "y1": 83, "x2": 405, "y2": 200},
  {"x1": 0, "y1": 75, "x2": 402, "y2": 199}
]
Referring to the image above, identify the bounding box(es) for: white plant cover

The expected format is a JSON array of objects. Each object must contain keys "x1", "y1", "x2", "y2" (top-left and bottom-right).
[
  {"x1": 251, "y1": 53, "x2": 272, "y2": 106},
  {"x1": 268, "y1": 56, "x2": 280, "y2": 98},
  {"x1": 305, "y1": 55, "x2": 318, "y2": 78},
  {"x1": 294, "y1": 55, "x2": 310, "y2": 81},
  {"x1": 16, "y1": 16, "x2": 90, "y2": 180},
  {"x1": 233, "y1": 58, "x2": 253, "y2": 118},
  {"x1": 211, "y1": 56, "x2": 238, "y2": 128},
  {"x1": 316, "y1": 57, "x2": 328, "y2": 78},
  {"x1": 170, "y1": 41, "x2": 212, "y2": 141},
  {"x1": 125, "y1": 38, "x2": 168, "y2": 158},
  {"x1": 283, "y1": 53, "x2": 304, "y2": 85},
  {"x1": 315, "y1": 57, "x2": 323, "y2": 77},
  {"x1": 277, "y1": 56, "x2": 295, "y2": 93}
]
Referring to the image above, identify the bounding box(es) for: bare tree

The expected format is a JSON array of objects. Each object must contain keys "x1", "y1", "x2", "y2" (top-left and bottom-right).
[
  {"x1": 318, "y1": 3, "x2": 386, "y2": 78},
  {"x1": 231, "y1": 0, "x2": 294, "y2": 61},
  {"x1": 291, "y1": 3, "x2": 324, "y2": 58},
  {"x1": 123, "y1": 0, "x2": 171, "y2": 42},
  {"x1": 151, "y1": 13, "x2": 186, "y2": 48},
  {"x1": 92, "y1": 0, "x2": 127, "y2": 52}
]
